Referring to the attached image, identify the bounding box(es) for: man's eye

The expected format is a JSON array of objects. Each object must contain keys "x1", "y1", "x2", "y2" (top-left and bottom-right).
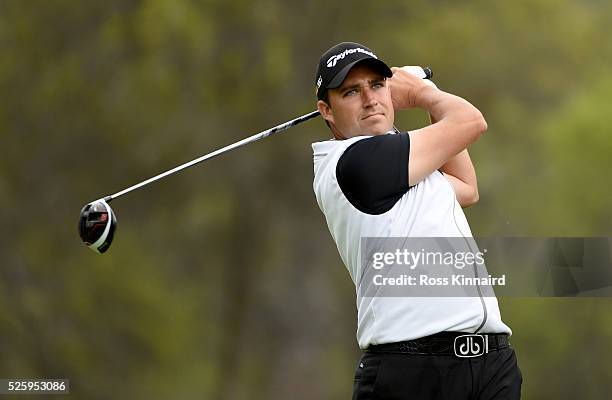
[
  {"x1": 344, "y1": 89, "x2": 358, "y2": 97},
  {"x1": 372, "y1": 82, "x2": 384, "y2": 89}
]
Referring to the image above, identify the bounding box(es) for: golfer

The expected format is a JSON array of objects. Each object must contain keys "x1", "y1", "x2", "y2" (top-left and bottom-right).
[{"x1": 311, "y1": 42, "x2": 522, "y2": 399}]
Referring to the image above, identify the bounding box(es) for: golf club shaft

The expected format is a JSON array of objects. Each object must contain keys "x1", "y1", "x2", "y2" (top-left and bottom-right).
[
  {"x1": 105, "y1": 110, "x2": 321, "y2": 202},
  {"x1": 104, "y1": 67, "x2": 433, "y2": 203}
]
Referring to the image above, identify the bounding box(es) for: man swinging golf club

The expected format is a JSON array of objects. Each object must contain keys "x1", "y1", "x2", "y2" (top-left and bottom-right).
[{"x1": 312, "y1": 42, "x2": 522, "y2": 399}]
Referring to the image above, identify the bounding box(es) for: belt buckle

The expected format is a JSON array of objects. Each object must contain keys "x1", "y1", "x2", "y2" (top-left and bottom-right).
[{"x1": 453, "y1": 334, "x2": 487, "y2": 358}]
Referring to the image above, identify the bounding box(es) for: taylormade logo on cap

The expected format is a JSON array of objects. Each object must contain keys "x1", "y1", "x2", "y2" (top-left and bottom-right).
[
  {"x1": 326, "y1": 47, "x2": 377, "y2": 68},
  {"x1": 315, "y1": 42, "x2": 392, "y2": 100}
]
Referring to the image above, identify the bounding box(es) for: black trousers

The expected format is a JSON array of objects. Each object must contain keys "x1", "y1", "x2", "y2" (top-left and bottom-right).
[{"x1": 352, "y1": 347, "x2": 522, "y2": 400}]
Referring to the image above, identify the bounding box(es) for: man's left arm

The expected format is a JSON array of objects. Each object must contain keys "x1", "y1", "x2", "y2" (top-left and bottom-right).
[
  {"x1": 428, "y1": 113, "x2": 479, "y2": 208},
  {"x1": 439, "y1": 150, "x2": 479, "y2": 208}
]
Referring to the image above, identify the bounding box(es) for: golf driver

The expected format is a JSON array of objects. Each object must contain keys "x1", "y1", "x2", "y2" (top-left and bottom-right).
[{"x1": 78, "y1": 67, "x2": 433, "y2": 253}]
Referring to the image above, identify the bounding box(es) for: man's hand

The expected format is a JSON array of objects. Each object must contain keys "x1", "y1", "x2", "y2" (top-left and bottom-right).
[{"x1": 388, "y1": 66, "x2": 436, "y2": 110}]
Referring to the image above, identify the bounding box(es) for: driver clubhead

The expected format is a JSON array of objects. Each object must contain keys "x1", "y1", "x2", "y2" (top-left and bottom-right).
[{"x1": 78, "y1": 198, "x2": 117, "y2": 253}]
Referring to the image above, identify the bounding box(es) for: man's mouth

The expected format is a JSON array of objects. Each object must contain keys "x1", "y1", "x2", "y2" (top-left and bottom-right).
[{"x1": 362, "y1": 113, "x2": 383, "y2": 120}]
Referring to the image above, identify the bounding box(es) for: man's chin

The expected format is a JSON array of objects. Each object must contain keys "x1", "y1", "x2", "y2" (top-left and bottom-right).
[{"x1": 364, "y1": 122, "x2": 393, "y2": 136}]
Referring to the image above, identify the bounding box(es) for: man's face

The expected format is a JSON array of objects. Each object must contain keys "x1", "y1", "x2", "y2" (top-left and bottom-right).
[{"x1": 318, "y1": 63, "x2": 395, "y2": 139}]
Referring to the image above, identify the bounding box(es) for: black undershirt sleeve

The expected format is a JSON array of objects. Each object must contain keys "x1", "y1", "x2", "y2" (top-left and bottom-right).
[{"x1": 336, "y1": 132, "x2": 412, "y2": 215}]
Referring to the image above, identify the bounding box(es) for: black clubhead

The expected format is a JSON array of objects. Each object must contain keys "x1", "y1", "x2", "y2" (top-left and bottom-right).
[{"x1": 78, "y1": 199, "x2": 117, "y2": 253}]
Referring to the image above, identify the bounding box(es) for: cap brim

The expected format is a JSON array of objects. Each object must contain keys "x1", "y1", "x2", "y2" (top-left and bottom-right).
[{"x1": 326, "y1": 58, "x2": 393, "y2": 90}]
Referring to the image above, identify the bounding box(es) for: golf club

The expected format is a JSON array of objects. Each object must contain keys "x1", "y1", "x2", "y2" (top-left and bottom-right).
[{"x1": 78, "y1": 67, "x2": 433, "y2": 253}]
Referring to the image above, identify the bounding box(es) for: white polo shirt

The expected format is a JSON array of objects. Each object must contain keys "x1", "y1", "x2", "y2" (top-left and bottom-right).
[{"x1": 312, "y1": 132, "x2": 511, "y2": 349}]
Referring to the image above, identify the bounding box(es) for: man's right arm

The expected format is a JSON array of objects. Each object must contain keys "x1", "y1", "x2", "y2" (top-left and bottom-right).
[
  {"x1": 408, "y1": 85, "x2": 487, "y2": 186},
  {"x1": 388, "y1": 67, "x2": 487, "y2": 186}
]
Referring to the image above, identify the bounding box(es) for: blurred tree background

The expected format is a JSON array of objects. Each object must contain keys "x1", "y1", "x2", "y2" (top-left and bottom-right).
[{"x1": 1, "y1": 0, "x2": 611, "y2": 398}]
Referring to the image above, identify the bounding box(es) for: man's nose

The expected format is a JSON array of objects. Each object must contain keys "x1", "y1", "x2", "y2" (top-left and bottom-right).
[{"x1": 361, "y1": 87, "x2": 378, "y2": 107}]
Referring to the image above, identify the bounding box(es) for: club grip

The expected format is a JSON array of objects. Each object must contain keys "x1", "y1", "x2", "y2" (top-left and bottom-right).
[{"x1": 400, "y1": 66, "x2": 433, "y2": 80}]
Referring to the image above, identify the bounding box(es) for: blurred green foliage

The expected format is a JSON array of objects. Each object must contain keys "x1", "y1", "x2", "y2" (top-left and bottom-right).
[{"x1": 0, "y1": 0, "x2": 611, "y2": 398}]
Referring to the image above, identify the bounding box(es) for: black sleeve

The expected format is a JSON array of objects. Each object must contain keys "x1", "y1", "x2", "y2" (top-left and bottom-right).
[{"x1": 336, "y1": 132, "x2": 412, "y2": 215}]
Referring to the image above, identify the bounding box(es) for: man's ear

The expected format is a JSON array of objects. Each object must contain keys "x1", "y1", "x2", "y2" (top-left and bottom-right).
[
  {"x1": 317, "y1": 100, "x2": 334, "y2": 125},
  {"x1": 317, "y1": 99, "x2": 346, "y2": 139}
]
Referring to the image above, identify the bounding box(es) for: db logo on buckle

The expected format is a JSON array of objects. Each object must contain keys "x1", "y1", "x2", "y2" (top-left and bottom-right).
[{"x1": 454, "y1": 335, "x2": 487, "y2": 358}]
